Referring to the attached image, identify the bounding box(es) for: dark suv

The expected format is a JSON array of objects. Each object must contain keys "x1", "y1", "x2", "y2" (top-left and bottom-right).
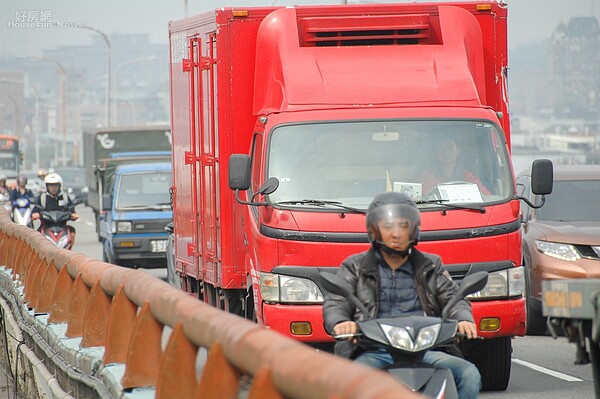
[
  {"x1": 55, "y1": 167, "x2": 88, "y2": 205},
  {"x1": 517, "y1": 165, "x2": 600, "y2": 335}
]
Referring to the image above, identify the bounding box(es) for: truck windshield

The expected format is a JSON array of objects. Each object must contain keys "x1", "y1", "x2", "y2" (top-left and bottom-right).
[
  {"x1": 115, "y1": 172, "x2": 171, "y2": 210},
  {"x1": 267, "y1": 120, "x2": 513, "y2": 209}
]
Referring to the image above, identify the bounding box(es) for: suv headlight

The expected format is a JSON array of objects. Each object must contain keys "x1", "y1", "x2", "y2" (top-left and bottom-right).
[
  {"x1": 259, "y1": 272, "x2": 324, "y2": 304},
  {"x1": 535, "y1": 240, "x2": 581, "y2": 261},
  {"x1": 468, "y1": 266, "x2": 524, "y2": 299}
]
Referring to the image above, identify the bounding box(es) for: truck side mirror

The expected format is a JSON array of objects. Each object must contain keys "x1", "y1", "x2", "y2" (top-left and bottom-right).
[
  {"x1": 517, "y1": 159, "x2": 553, "y2": 209},
  {"x1": 228, "y1": 154, "x2": 251, "y2": 190},
  {"x1": 530, "y1": 159, "x2": 553, "y2": 196},
  {"x1": 102, "y1": 193, "x2": 113, "y2": 211}
]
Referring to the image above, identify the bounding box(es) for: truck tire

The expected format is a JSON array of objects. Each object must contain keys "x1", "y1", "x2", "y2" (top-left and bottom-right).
[
  {"x1": 474, "y1": 337, "x2": 512, "y2": 391},
  {"x1": 223, "y1": 289, "x2": 244, "y2": 317},
  {"x1": 203, "y1": 282, "x2": 217, "y2": 307},
  {"x1": 525, "y1": 266, "x2": 547, "y2": 335}
]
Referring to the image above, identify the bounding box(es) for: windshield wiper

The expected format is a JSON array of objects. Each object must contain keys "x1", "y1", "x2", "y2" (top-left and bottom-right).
[
  {"x1": 417, "y1": 199, "x2": 486, "y2": 214},
  {"x1": 118, "y1": 205, "x2": 150, "y2": 210},
  {"x1": 275, "y1": 199, "x2": 366, "y2": 215}
]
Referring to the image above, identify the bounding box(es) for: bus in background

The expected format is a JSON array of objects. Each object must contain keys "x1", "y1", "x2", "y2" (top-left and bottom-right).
[{"x1": 0, "y1": 135, "x2": 22, "y2": 189}]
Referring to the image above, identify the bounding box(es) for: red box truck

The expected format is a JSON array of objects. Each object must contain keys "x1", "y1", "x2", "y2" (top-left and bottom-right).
[{"x1": 168, "y1": 1, "x2": 550, "y2": 390}]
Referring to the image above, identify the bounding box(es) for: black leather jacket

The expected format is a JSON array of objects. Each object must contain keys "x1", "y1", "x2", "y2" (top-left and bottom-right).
[{"x1": 322, "y1": 247, "x2": 474, "y2": 358}]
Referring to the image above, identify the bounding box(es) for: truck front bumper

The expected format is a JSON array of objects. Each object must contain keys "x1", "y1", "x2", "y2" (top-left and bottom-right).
[
  {"x1": 262, "y1": 303, "x2": 332, "y2": 343},
  {"x1": 472, "y1": 297, "x2": 526, "y2": 337}
]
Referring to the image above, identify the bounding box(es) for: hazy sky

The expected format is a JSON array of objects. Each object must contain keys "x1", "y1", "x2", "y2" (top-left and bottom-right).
[{"x1": 0, "y1": 0, "x2": 598, "y2": 56}]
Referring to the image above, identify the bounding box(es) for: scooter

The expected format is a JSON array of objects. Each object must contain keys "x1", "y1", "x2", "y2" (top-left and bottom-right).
[
  {"x1": 320, "y1": 270, "x2": 488, "y2": 399},
  {"x1": 12, "y1": 197, "x2": 34, "y2": 228},
  {"x1": 0, "y1": 192, "x2": 11, "y2": 213},
  {"x1": 38, "y1": 210, "x2": 75, "y2": 250}
]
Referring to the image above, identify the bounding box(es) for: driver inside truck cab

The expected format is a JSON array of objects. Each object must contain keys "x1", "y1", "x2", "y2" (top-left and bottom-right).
[{"x1": 419, "y1": 138, "x2": 491, "y2": 196}]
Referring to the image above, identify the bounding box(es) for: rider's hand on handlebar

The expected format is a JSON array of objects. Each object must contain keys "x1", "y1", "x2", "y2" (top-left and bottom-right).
[
  {"x1": 333, "y1": 321, "x2": 359, "y2": 342},
  {"x1": 457, "y1": 320, "x2": 478, "y2": 340},
  {"x1": 71, "y1": 213, "x2": 79, "y2": 221}
]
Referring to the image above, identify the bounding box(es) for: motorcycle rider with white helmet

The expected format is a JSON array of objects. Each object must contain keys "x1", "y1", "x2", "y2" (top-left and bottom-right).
[{"x1": 32, "y1": 173, "x2": 79, "y2": 243}]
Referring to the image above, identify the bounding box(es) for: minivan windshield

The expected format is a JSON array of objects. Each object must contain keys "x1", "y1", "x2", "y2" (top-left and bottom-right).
[
  {"x1": 115, "y1": 172, "x2": 171, "y2": 210},
  {"x1": 267, "y1": 120, "x2": 513, "y2": 210}
]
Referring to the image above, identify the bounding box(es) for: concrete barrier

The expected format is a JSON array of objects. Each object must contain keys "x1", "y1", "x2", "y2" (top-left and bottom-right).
[{"x1": 0, "y1": 211, "x2": 421, "y2": 398}]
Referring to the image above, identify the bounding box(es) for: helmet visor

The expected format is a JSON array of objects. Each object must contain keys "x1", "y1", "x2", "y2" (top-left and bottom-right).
[{"x1": 367, "y1": 203, "x2": 420, "y2": 244}]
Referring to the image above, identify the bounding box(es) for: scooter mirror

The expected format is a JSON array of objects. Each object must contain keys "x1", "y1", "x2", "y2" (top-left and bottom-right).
[
  {"x1": 320, "y1": 272, "x2": 370, "y2": 316},
  {"x1": 442, "y1": 271, "x2": 488, "y2": 319},
  {"x1": 458, "y1": 271, "x2": 489, "y2": 297},
  {"x1": 320, "y1": 272, "x2": 353, "y2": 297}
]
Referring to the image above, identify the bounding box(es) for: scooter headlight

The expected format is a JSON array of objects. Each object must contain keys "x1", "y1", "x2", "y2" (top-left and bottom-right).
[
  {"x1": 57, "y1": 235, "x2": 70, "y2": 249},
  {"x1": 380, "y1": 323, "x2": 441, "y2": 352},
  {"x1": 16, "y1": 198, "x2": 28, "y2": 207}
]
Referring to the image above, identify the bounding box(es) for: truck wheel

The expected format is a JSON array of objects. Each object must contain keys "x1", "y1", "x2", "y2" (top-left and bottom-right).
[
  {"x1": 474, "y1": 337, "x2": 512, "y2": 391},
  {"x1": 223, "y1": 289, "x2": 244, "y2": 317},
  {"x1": 525, "y1": 266, "x2": 547, "y2": 335},
  {"x1": 203, "y1": 282, "x2": 217, "y2": 307},
  {"x1": 244, "y1": 290, "x2": 256, "y2": 322}
]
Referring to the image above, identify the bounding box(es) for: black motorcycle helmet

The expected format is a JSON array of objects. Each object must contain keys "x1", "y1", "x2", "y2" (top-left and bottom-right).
[
  {"x1": 17, "y1": 175, "x2": 27, "y2": 186},
  {"x1": 366, "y1": 192, "x2": 421, "y2": 257}
]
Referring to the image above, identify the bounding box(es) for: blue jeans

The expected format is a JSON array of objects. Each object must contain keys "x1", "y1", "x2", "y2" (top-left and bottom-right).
[{"x1": 355, "y1": 349, "x2": 481, "y2": 399}]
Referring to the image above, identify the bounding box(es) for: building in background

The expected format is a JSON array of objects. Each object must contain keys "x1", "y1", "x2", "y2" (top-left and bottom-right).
[
  {"x1": 550, "y1": 16, "x2": 600, "y2": 121},
  {"x1": 0, "y1": 33, "x2": 168, "y2": 169}
]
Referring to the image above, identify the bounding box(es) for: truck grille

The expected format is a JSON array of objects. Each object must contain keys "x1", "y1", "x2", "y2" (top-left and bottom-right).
[{"x1": 133, "y1": 220, "x2": 171, "y2": 233}]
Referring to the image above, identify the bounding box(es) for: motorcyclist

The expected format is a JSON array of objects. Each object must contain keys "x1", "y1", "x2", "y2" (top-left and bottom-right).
[
  {"x1": 0, "y1": 174, "x2": 10, "y2": 195},
  {"x1": 10, "y1": 175, "x2": 34, "y2": 203},
  {"x1": 322, "y1": 191, "x2": 481, "y2": 399},
  {"x1": 32, "y1": 173, "x2": 79, "y2": 244}
]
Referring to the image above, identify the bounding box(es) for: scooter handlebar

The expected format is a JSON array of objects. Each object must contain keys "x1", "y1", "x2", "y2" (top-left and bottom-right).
[{"x1": 332, "y1": 333, "x2": 363, "y2": 340}]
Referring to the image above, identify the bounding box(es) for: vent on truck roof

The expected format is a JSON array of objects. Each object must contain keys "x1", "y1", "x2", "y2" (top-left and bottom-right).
[{"x1": 298, "y1": 13, "x2": 441, "y2": 47}]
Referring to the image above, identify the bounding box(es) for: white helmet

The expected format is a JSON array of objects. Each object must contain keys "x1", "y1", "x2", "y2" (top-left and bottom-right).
[{"x1": 44, "y1": 172, "x2": 63, "y2": 190}]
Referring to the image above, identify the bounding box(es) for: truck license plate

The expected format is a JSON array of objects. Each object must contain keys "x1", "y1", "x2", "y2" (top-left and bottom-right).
[{"x1": 151, "y1": 240, "x2": 168, "y2": 253}]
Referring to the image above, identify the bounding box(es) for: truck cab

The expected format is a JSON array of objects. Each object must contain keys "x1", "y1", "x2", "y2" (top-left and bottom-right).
[{"x1": 100, "y1": 162, "x2": 172, "y2": 268}]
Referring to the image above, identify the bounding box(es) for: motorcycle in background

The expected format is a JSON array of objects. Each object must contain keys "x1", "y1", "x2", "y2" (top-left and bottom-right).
[
  {"x1": 12, "y1": 197, "x2": 34, "y2": 227},
  {"x1": 38, "y1": 210, "x2": 76, "y2": 250},
  {"x1": 0, "y1": 193, "x2": 11, "y2": 213}
]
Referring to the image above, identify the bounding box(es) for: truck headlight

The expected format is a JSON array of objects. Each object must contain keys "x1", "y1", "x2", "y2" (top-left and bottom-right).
[
  {"x1": 259, "y1": 272, "x2": 324, "y2": 304},
  {"x1": 535, "y1": 240, "x2": 581, "y2": 261},
  {"x1": 468, "y1": 266, "x2": 524, "y2": 299},
  {"x1": 117, "y1": 221, "x2": 132, "y2": 233}
]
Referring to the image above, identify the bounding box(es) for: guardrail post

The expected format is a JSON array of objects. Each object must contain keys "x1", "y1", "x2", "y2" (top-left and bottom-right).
[
  {"x1": 28, "y1": 256, "x2": 50, "y2": 311},
  {"x1": 103, "y1": 286, "x2": 137, "y2": 364},
  {"x1": 155, "y1": 322, "x2": 197, "y2": 399},
  {"x1": 247, "y1": 367, "x2": 283, "y2": 399},
  {"x1": 48, "y1": 265, "x2": 75, "y2": 323},
  {"x1": 81, "y1": 279, "x2": 112, "y2": 347},
  {"x1": 197, "y1": 342, "x2": 241, "y2": 399},
  {"x1": 121, "y1": 301, "x2": 163, "y2": 389},
  {"x1": 37, "y1": 259, "x2": 58, "y2": 314},
  {"x1": 66, "y1": 274, "x2": 90, "y2": 338}
]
